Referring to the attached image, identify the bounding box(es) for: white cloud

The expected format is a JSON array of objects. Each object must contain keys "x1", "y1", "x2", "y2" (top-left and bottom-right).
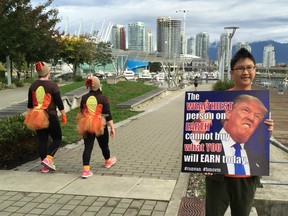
[{"x1": 32, "y1": 0, "x2": 288, "y2": 43}]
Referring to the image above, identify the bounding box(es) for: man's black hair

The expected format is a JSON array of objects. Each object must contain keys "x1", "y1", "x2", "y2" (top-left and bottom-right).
[{"x1": 230, "y1": 48, "x2": 256, "y2": 70}]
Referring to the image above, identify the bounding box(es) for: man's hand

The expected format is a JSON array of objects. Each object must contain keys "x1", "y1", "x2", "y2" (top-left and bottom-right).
[
  {"x1": 110, "y1": 127, "x2": 115, "y2": 138},
  {"x1": 204, "y1": 173, "x2": 214, "y2": 176},
  {"x1": 264, "y1": 112, "x2": 274, "y2": 134}
]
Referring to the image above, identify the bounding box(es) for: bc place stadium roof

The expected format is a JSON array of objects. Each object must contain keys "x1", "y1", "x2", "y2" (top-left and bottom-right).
[{"x1": 112, "y1": 49, "x2": 200, "y2": 64}]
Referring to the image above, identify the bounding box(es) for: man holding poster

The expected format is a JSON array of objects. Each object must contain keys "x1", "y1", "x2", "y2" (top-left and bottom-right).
[{"x1": 182, "y1": 48, "x2": 274, "y2": 216}]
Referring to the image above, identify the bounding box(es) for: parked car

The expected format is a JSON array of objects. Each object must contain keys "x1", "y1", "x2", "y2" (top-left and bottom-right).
[
  {"x1": 123, "y1": 70, "x2": 135, "y2": 80},
  {"x1": 94, "y1": 73, "x2": 106, "y2": 80},
  {"x1": 53, "y1": 72, "x2": 74, "y2": 81},
  {"x1": 138, "y1": 70, "x2": 152, "y2": 80}
]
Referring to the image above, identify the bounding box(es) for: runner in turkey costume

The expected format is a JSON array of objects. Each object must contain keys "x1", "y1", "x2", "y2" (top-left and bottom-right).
[
  {"x1": 24, "y1": 62, "x2": 66, "y2": 173},
  {"x1": 77, "y1": 76, "x2": 116, "y2": 178}
]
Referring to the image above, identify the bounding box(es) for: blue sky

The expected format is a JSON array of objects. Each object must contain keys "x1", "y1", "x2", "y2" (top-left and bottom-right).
[{"x1": 32, "y1": 0, "x2": 288, "y2": 43}]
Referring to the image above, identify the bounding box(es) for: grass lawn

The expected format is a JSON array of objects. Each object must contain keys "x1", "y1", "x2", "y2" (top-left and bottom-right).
[
  {"x1": 60, "y1": 80, "x2": 157, "y2": 145},
  {"x1": 59, "y1": 81, "x2": 85, "y2": 94}
]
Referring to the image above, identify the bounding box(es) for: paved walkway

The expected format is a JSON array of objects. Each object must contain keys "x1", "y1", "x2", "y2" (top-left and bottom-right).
[
  {"x1": 0, "y1": 85, "x2": 30, "y2": 111},
  {"x1": 0, "y1": 84, "x2": 88, "y2": 119},
  {"x1": 0, "y1": 83, "x2": 287, "y2": 216}
]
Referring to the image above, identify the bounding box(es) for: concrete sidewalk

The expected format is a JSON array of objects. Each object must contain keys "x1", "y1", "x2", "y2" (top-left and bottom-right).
[
  {"x1": 0, "y1": 85, "x2": 29, "y2": 110},
  {"x1": 0, "y1": 84, "x2": 88, "y2": 119},
  {"x1": 0, "y1": 83, "x2": 287, "y2": 215}
]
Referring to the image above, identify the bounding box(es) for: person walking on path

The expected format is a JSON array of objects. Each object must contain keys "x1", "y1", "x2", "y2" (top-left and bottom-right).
[
  {"x1": 24, "y1": 61, "x2": 67, "y2": 173},
  {"x1": 204, "y1": 48, "x2": 274, "y2": 216},
  {"x1": 194, "y1": 76, "x2": 199, "y2": 91},
  {"x1": 76, "y1": 76, "x2": 116, "y2": 178}
]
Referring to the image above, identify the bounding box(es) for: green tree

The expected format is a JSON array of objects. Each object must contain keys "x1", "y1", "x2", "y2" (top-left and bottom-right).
[
  {"x1": 24, "y1": 1, "x2": 61, "y2": 62},
  {"x1": 0, "y1": 0, "x2": 61, "y2": 75},
  {"x1": 59, "y1": 34, "x2": 96, "y2": 76},
  {"x1": 93, "y1": 42, "x2": 113, "y2": 70},
  {"x1": 149, "y1": 62, "x2": 162, "y2": 72}
]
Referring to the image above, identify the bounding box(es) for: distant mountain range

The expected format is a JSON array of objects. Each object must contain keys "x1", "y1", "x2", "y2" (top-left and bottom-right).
[{"x1": 208, "y1": 40, "x2": 288, "y2": 64}]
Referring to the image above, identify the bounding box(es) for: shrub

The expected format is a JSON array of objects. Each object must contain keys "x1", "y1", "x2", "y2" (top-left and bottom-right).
[
  {"x1": 0, "y1": 77, "x2": 25, "y2": 89},
  {"x1": 0, "y1": 115, "x2": 38, "y2": 169},
  {"x1": 74, "y1": 75, "x2": 84, "y2": 82},
  {"x1": 6, "y1": 83, "x2": 17, "y2": 89},
  {"x1": 13, "y1": 79, "x2": 24, "y2": 87},
  {"x1": 212, "y1": 79, "x2": 234, "y2": 91},
  {"x1": 0, "y1": 82, "x2": 7, "y2": 90}
]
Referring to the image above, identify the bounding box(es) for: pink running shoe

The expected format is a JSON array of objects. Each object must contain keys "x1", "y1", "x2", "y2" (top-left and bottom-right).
[
  {"x1": 41, "y1": 167, "x2": 49, "y2": 173},
  {"x1": 81, "y1": 170, "x2": 93, "y2": 178},
  {"x1": 105, "y1": 156, "x2": 117, "y2": 168},
  {"x1": 41, "y1": 158, "x2": 56, "y2": 171}
]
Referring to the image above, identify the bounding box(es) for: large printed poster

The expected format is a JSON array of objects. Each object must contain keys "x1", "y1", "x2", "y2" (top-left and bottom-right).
[{"x1": 181, "y1": 90, "x2": 270, "y2": 176}]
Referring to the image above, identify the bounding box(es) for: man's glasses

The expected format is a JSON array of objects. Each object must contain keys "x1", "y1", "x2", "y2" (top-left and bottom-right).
[{"x1": 232, "y1": 65, "x2": 256, "y2": 73}]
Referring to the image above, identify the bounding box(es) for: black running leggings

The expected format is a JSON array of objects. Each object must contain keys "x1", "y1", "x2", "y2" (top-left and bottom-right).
[
  {"x1": 36, "y1": 114, "x2": 62, "y2": 160},
  {"x1": 82, "y1": 126, "x2": 110, "y2": 166}
]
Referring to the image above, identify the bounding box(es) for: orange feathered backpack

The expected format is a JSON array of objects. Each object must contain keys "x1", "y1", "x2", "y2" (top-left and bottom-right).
[
  {"x1": 76, "y1": 103, "x2": 106, "y2": 136},
  {"x1": 24, "y1": 86, "x2": 51, "y2": 130}
]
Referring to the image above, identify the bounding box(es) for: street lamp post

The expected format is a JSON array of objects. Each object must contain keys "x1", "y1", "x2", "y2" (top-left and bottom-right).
[
  {"x1": 224, "y1": 26, "x2": 239, "y2": 80},
  {"x1": 6, "y1": 56, "x2": 11, "y2": 86},
  {"x1": 176, "y1": 9, "x2": 189, "y2": 56},
  {"x1": 219, "y1": 50, "x2": 225, "y2": 81},
  {"x1": 176, "y1": 8, "x2": 189, "y2": 84}
]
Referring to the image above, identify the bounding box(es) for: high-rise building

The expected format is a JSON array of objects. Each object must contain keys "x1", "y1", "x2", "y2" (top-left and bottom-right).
[
  {"x1": 156, "y1": 16, "x2": 182, "y2": 57},
  {"x1": 235, "y1": 42, "x2": 251, "y2": 53},
  {"x1": 128, "y1": 22, "x2": 146, "y2": 51},
  {"x1": 218, "y1": 33, "x2": 229, "y2": 68},
  {"x1": 187, "y1": 36, "x2": 196, "y2": 56},
  {"x1": 263, "y1": 44, "x2": 276, "y2": 68},
  {"x1": 195, "y1": 32, "x2": 209, "y2": 59},
  {"x1": 111, "y1": 24, "x2": 126, "y2": 50},
  {"x1": 146, "y1": 28, "x2": 154, "y2": 52}
]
